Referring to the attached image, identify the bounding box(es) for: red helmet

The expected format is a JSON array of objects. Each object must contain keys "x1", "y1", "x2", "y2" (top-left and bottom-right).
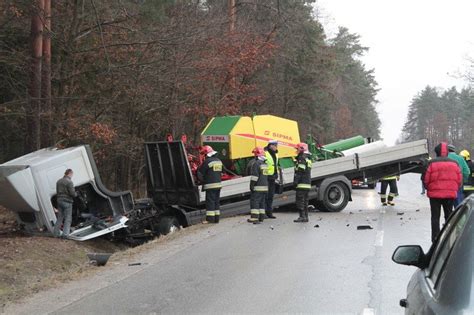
[
  {"x1": 252, "y1": 146, "x2": 265, "y2": 157},
  {"x1": 200, "y1": 145, "x2": 216, "y2": 156},
  {"x1": 296, "y1": 143, "x2": 309, "y2": 154}
]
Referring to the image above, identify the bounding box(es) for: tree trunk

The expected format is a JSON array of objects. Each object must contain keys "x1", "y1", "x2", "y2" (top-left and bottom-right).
[
  {"x1": 26, "y1": 0, "x2": 44, "y2": 153},
  {"x1": 41, "y1": 0, "x2": 52, "y2": 146}
]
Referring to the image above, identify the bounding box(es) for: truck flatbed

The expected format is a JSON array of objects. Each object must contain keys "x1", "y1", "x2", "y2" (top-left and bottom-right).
[{"x1": 146, "y1": 139, "x2": 428, "y2": 219}]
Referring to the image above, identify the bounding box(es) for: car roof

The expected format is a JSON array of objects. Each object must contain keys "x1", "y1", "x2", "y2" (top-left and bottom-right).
[{"x1": 436, "y1": 195, "x2": 474, "y2": 311}]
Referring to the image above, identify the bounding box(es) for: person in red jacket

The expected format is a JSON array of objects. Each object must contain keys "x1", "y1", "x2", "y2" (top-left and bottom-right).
[{"x1": 423, "y1": 142, "x2": 462, "y2": 242}]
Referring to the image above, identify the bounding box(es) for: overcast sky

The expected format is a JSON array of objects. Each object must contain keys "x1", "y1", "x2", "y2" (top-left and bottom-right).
[{"x1": 315, "y1": 0, "x2": 474, "y2": 145}]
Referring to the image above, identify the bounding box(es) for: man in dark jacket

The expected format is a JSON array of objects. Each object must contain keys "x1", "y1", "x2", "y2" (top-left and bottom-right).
[
  {"x1": 293, "y1": 143, "x2": 312, "y2": 223},
  {"x1": 197, "y1": 145, "x2": 223, "y2": 224},
  {"x1": 423, "y1": 142, "x2": 462, "y2": 242},
  {"x1": 248, "y1": 147, "x2": 268, "y2": 224},
  {"x1": 53, "y1": 169, "x2": 77, "y2": 238},
  {"x1": 264, "y1": 140, "x2": 279, "y2": 219}
]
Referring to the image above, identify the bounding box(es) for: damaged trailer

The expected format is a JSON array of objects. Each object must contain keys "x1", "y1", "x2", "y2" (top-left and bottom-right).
[{"x1": 0, "y1": 139, "x2": 429, "y2": 242}]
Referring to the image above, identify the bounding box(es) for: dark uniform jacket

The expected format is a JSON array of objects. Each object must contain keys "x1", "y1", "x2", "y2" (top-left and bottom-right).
[
  {"x1": 197, "y1": 156, "x2": 223, "y2": 190},
  {"x1": 250, "y1": 158, "x2": 269, "y2": 192},
  {"x1": 56, "y1": 176, "x2": 77, "y2": 203},
  {"x1": 294, "y1": 153, "x2": 312, "y2": 190},
  {"x1": 467, "y1": 160, "x2": 474, "y2": 185}
]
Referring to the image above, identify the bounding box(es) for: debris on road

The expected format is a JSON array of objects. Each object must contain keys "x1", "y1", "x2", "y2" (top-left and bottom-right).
[
  {"x1": 128, "y1": 263, "x2": 142, "y2": 266},
  {"x1": 357, "y1": 225, "x2": 373, "y2": 230},
  {"x1": 270, "y1": 225, "x2": 274, "y2": 230},
  {"x1": 314, "y1": 224, "x2": 320, "y2": 228},
  {"x1": 397, "y1": 212, "x2": 404, "y2": 215},
  {"x1": 416, "y1": 209, "x2": 420, "y2": 212},
  {"x1": 346, "y1": 224, "x2": 350, "y2": 227}
]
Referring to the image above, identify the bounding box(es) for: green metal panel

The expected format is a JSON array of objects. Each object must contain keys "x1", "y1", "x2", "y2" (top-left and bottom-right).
[
  {"x1": 279, "y1": 157, "x2": 295, "y2": 169},
  {"x1": 322, "y1": 136, "x2": 365, "y2": 152},
  {"x1": 202, "y1": 116, "x2": 240, "y2": 135}
]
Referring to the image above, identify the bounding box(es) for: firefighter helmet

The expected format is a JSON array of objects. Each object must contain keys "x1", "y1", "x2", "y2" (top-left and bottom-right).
[
  {"x1": 448, "y1": 144, "x2": 456, "y2": 153},
  {"x1": 252, "y1": 146, "x2": 265, "y2": 157},
  {"x1": 200, "y1": 145, "x2": 217, "y2": 157},
  {"x1": 460, "y1": 149, "x2": 470, "y2": 160},
  {"x1": 296, "y1": 143, "x2": 309, "y2": 154}
]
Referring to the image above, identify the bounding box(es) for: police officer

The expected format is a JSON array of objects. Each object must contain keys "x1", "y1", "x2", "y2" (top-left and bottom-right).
[
  {"x1": 248, "y1": 147, "x2": 268, "y2": 224},
  {"x1": 264, "y1": 140, "x2": 279, "y2": 219},
  {"x1": 197, "y1": 145, "x2": 222, "y2": 223},
  {"x1": 379, "y1": 175, "x2": 399, "y2": 206},
  {"x1": 293, "y1": 143, "x2": 312, "y2": 223}
]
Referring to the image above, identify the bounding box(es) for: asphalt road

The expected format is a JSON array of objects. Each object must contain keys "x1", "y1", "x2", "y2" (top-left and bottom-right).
[{"x1": 7, "y1": 174, "x2": 434, "y2": 315}]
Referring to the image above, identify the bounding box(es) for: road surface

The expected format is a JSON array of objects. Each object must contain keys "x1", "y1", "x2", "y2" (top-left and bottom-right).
[{"x1": 5, "y1": 174, "x2": 434, "y2": 314}]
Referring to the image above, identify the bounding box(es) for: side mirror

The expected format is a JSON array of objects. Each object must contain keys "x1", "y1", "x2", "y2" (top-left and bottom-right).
[{"x1": 392, "y1": 245, "x2": 426, "y2": 269}]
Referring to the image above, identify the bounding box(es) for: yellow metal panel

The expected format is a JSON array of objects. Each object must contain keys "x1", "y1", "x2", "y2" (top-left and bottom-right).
[
  {"x1": 229, "y1": 115, "x2": 300, "y2": 159},
  {"x1": 229, "y1": 117, "x2": 255, "y2": 159}
]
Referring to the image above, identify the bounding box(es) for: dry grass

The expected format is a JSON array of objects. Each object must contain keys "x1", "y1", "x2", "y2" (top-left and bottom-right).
[
  {"x1": 0, "y1": 206, "x2": 127, "y2": 307},
  {"x1": 0, "y1": 206, "x2": 210, "y2": 308}
]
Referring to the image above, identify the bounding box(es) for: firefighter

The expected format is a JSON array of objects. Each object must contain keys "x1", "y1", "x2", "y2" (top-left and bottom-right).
[
  {"x1": 379, "y1": 175, "x2": 399, "y2": 206},
  {"x1": 264, "y1": 140, "x2": 279, "y2": 219},
  {"x1": 248, "y1": 147, "x2": 269, "y2": 224},
  {"x1": 460, "y1": 149, "x2": 474, "y2": 197},
  {"x1": 293, "y1": 143, "x2": 312, "y2": 223},
  {"x1": 447, "y1": 145, "x2": 470, "y2": 207},
  {"x1": 460, "y1": 150, "x2": 474, "y2": 183},
  {"x1": 197, "y1": 145, "x2": 222, "y2": 223}
]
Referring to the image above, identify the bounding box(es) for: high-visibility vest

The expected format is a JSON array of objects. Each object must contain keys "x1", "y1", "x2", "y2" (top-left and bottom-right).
[
  {"x1": 382, "y1": 176, "x2": 398, "y2": 181},
  {"x1": 265, "y1": 150, "x2": 278, "y2": 176}
]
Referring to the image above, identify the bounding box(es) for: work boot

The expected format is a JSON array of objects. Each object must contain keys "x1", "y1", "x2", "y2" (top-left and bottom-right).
[
  {"x1": 258, "y1": 214, "x2": 265, "y2": 222},
  {"x1": 214, "y1": 215, "x2": 220, "y2": 223},
  {"x1": 303, "y1": 209, "x2": 309, "y2": 222},
  {"x1": 382, "y1": 202, "x2": 388, "y2": 206},
  {"x1": 294, "y1": 211, "x2": 305, "y2": 223},
  {"x1": 388, "y1": 201, "x2": 395, "y2": 206},
  {"x1": 266, "y1": 211, "x2": 276, "y2": 219}
]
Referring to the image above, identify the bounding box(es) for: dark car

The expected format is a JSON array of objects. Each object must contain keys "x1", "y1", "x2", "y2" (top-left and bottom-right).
[{"x1": 392, "y1": 195, "x2": 473, "y2": 314}]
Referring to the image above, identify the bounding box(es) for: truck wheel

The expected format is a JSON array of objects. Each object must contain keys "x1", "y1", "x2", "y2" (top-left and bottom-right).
[
  {"x1": 368, "y1": 183, "x2": 376, "y2": 189},
  {"x1": 320, "y1": 182, "x2": 349, "y2": 212},
  {"x1": 159, "y1": 216, "x2": 181, "y2": 235}
]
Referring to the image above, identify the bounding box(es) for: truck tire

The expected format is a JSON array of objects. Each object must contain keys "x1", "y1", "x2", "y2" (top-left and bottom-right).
[
  {"x1": 368, "y1": 183, "x2": 376, "y2": 189},
  {"x1": 320, "y1": 182, "x2": 350, "y2": 212},
  {"x1": 159, "y1": 216, "x2": 181, "y2": 235}
]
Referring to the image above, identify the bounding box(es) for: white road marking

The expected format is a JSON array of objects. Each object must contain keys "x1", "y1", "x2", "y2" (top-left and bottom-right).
[
  {"x1": 375, "y1": 230, "x2": 384, "y2": 247},
  {"x1": 362, "y1": 307, "x2": 376, "y2": 315}
]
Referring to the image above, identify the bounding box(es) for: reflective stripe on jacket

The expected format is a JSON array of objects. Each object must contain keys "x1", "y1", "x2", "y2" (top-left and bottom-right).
[
  {"x1": 197, "y1": 156, "x2": 222, "y2": 190},
  {"x1": 294, "y1": 153, "x2": 312, "y2": 190},
  {"x1": 250, "y1": 158, "x2": 269, "y2": 192}
]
